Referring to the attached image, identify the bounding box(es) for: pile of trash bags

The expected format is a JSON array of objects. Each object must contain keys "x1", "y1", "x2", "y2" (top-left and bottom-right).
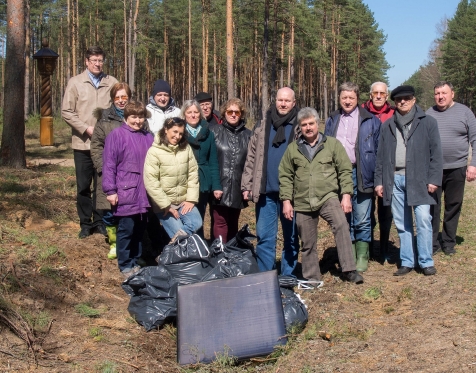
[{"x1": 122, "y1": 225, "x2": 308, "y2": 332}]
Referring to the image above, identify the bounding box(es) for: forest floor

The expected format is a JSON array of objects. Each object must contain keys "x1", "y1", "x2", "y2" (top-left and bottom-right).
[{"x1": 1, "y1": 124, "x2": 476, "y2": 372}]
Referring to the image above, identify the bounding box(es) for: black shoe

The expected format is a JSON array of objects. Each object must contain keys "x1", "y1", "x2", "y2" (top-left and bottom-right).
[
  {"x1": 341, "y1": 270, "x2": 364, "y2": 284},
  {"x1": 78, "y1": 227, "x2": 91, "y2": 239},
  {"x1": 422, "y1": 266, "x2": 437, "y2": 276},
  {"x1": 433, "y1": 246, "x2": 442, "y2": 255},
  {"x1": 93, "y1": 225, "x2": 107, "y2": 236},
  {"x1": 393, "y1": 266, "x2": 413, "y2": 276},
  {"x1": 443, "y1": 247, "x2": 456, "y2": 256}
]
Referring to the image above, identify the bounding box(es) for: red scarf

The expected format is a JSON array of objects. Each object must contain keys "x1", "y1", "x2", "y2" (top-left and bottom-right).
[{"x1": 362, "y1": 101, "x2": 395, "y2": 123}]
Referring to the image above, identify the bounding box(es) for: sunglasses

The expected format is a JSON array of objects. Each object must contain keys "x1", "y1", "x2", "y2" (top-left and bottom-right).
[
  {"x1": 371, "y1": 91, "x2": 387, "y2": 97},
  {"x1": 394, "y1": 96, "x2": 414, "y2": 103},
  {"x1": 226, "y1": 110, "x2": 241, "y2": 116},
  {"x1": 114, "y1": 95, "x2": 129, "y2": 102}
]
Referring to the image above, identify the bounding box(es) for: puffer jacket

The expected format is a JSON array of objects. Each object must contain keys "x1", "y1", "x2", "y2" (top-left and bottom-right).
[
  {"x1": 102, "y1": 123, "x2": 154, "y2": 217},
  {"x1": 146, "y1": 97, "x2": 181, "y2": 134},
  {"x1": 62, "y1": 70, "x2": 118, "y2": 150},
  {"x1": 186, "y1": 120, "x2": 222, "y2": 194},
  {"x1": 324, "y1": 106, "x2": 380, "y2": 193},
  {"x1": 143, "y1": 137, "x2": 199, "y2": 210},
  {"x1": 210, "y1": 120, "x2": 251, "y2": 209}
]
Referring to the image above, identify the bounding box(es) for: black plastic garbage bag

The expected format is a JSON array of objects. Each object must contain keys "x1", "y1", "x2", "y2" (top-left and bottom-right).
[
  {"x1": 158, "y1": 234, "x2": 214, "y2": 285},
  {"x1": 225, "y1": 225, "x2": 259, "y2": 274},
  {"x1": 122, "y1": 265, "x2": 178, "y2": 331},
  {"x1": 280, "y1": 287, "x2": 308, "y2": 332}
]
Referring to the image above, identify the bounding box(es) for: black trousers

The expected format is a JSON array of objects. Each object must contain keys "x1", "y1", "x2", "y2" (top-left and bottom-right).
[
  {"x1": 431, "y1": 166, "x2": 466, "y2": 250},
  {"x1": 73, "y1": 150, "x2": 103, "y2": 229}
]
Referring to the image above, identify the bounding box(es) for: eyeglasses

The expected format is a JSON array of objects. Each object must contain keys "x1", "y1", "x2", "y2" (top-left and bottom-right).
[
  {"x1": 226, "y1": 110, "x2": 241, "y2": 116},
  {"x1": 199, "y1": 102, "x2": 212, "y2": 107},
  {"x1": 371, "y1": 91, "x2": 387, "y2": 97},
  {"x1": 394, "y1": 96, "x2": 414, "y2": 103},
  {"x1": 114, "y1": 95, "x2": 129, "y2": 102},
  {"x1": 88, "y1": 58, "x2": 104, "y2": 64}
]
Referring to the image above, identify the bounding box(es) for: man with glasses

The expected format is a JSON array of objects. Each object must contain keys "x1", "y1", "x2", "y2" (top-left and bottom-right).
[
  {"x1": 374, "y1": 85, "x2": 442, "y2": 276},
  {"x1": 362, "y1": 82, "x2": 395, "y2": 263},
  {"x1": 241, "y1": 87, "x2": 300, "y2": 277},
  {"x1": 194, "y1": 92, "x2": 222, "y2": 125},
  {"x1": 426, "y1": 81, "x2": 476, "y2": 256},
  {"x1": 62, "y1": 46, "x2": 118, "y2": 239},
  {"x1": 324, "y1": 82, "x2": 381, "y2": 274}
]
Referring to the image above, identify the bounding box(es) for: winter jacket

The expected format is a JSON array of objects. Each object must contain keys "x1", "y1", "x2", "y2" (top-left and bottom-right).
[
  {"x1": 143, "y1": 138, "x2": 199, "y2": 209},
  {"x1": 209, "y1": 120, "x2": 252, "y2": 209},
  {"x1": 186, "y1": 120, "x2": 222, "y2": 194},
  {"x1": 102, "y1": 123, "x2": 154, "y2": 216},
  {"x1": 62, "y1": 69, "x2": 118, "y2": 150},
  {"x1": 362, "y1": 100, "x2": 395, "y2": 124},
  {"x1": 146, "y1": 97, "x2": 181, "y2": 134},
  {"x1": 279, "y1": 135, "x2": 353, "y2": 212},
  {"x1": 207, "y1": 110, "x2": 222, "y2": 126},
  {"x1": 374, "y1": 105, "x2": 443, "y2": 206},
  {"x1": 324, "y1": 106, "x2": 380, "y2": 193},
  {"x1": 241, "y1": 117, "x2": 300, "y2": 203}
]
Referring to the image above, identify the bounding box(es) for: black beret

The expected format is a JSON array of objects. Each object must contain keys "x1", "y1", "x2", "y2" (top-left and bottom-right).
[
  {"x1": 390, "y1": 85, "x2": 415, "y2": 101},
  {"x1": 194, "y1": 92, "x2": 213, "y2": 102}
]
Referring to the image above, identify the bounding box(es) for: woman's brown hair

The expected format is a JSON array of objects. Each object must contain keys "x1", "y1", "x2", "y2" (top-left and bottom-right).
[
  {"x1": 124, "y1": 101, "x2": 147, "y2": 119},
  {"x1": 158, "y1": 117, "x2": 188, "y2": 149},
  {"x1": 110, "y1": 82, "x2": 132, "y2": 101},
  {"x1": 219, "y1": 98, "x2": 246, "y2": 119}
]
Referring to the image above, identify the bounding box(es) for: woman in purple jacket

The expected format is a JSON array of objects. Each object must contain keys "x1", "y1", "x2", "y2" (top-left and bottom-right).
[{"x1": 102, "y1": 101, "x2": 154, "y2": 279}]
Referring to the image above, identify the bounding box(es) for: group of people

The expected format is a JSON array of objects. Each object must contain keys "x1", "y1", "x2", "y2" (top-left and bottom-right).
[{"x1": 62, "y1": 46, "x2": 476, "y2": 284}]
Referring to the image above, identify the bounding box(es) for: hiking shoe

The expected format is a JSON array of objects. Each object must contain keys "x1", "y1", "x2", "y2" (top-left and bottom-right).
[
  {"x1": 393, "y1": 266, "x2": 413, "y2": 276},
  {"x1": 422, "y1": 266, "x2": 437, "y2": 276},
  {"x1": 78, "y1": 227, "x2": 91, "y2": 239},
  {"x1": 443, "y1": 247, "x2": 456, "y2": 256},
  {"x1": 107, "y1": 245, "x2": 117, "y2": 260},
  {"x1": 121, "y1": 266, "x2": 140, "y2": 280},
  {"x1": 93, "y1": 225, "x2": 108, "y2": 236},
  {"x1": 341, "y1": 270, "x2": 364, "y2": 284}
]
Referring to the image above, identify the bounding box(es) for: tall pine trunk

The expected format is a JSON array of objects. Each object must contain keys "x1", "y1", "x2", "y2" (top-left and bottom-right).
[{"x1": 226, "y1": 0, "x2": 234, "y2": 99}]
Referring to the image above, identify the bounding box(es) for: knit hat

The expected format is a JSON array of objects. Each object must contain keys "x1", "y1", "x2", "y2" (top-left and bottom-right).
[
  {"x1": 152, "y1": 79, "x2": 171, "y2": 97},
  {"x1": 194, "y1": 92, "x2": 213, "y2": 103}
]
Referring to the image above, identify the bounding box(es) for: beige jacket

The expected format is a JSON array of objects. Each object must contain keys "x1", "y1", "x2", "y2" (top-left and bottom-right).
[
  {"x1": 144, "y1": 138, "x2": 199, "y2": 210},
  {"x1": 61, "y1": 70, "x2": 118, "y2": 150}
]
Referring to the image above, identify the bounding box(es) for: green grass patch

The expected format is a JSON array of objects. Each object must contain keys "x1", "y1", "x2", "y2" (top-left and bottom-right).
[
  {"x1": 94, "y1": 360, "x2": 118, "y2": 373},
  {"x1": 75, "y1": 303, "x2": 102, "y2": 318},
  {"x1": 363, "y1": 286, "x2": 382, "y2": 301}
]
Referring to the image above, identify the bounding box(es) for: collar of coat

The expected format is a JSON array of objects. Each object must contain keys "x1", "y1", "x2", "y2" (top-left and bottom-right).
[
  {"x1": 388, "y1": 104, "x2": 426, "y2": 139},
  {"x1": 329, "y1": 106, "x2": 373, "y2": 123}
]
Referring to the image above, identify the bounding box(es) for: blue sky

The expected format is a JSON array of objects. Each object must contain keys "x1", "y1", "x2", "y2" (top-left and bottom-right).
[{"x1": 362, "y1": 0, "x2": 459, "y2": 90}]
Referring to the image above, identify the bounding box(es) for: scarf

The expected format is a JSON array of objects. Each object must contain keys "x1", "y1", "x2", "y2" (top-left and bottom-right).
[
  {"x1": 186, "y1": 123, "x2": 202, "y2": 138},
  {"x1": 395, "y1": 106, "x2": 416, "y2": 145},
  {"x1": 114, "y1": 106, "x2": 124, "y2": 120},
  {"x1": 269, "y1": 105, "x2": 298, "y2": 146}
]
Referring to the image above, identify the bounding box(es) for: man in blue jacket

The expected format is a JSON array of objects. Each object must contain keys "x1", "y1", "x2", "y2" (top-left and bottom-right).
[{"x1": 324, "y1": 82, "x2": 380, "y2": 273}]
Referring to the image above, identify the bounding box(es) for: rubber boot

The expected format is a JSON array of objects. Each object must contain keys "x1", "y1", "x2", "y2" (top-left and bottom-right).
[
  {"x1": 352, "y1": 242, "x2": 356, "y2": 262},
  {"x1": 379, "y1": 229, "x2": 390, "y2": 264},
  {"x1": 106, "y1": 225, "x2": 117, "y2": 260},
  {"x1": 355, "y1": 241, "x2": 369, "y2": 273}
]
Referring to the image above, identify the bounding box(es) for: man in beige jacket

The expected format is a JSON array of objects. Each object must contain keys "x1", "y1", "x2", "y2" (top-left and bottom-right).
[{"x1": 62, "y1": 46, "x2": 118, "y2": 238}]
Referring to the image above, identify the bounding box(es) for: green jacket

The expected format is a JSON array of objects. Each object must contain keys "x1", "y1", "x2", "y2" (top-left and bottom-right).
[{"x1": 279, "y1": 134, "x2": 353, "y2": 212}]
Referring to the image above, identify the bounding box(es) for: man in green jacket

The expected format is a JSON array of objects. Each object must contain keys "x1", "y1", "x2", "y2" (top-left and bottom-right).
[{"x1": 279, "y1": 107, "x2": 363, "y2": 285}]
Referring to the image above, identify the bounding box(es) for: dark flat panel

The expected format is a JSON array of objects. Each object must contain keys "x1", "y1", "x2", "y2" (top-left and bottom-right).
[{"x1": 177, "y1": 270, "x2": 287, "y2": 365}]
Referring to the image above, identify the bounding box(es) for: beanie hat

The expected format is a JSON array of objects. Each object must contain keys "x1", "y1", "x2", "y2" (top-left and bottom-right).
[{"x1": 152, "y1": 79, "x2": 171, "y2": 97}]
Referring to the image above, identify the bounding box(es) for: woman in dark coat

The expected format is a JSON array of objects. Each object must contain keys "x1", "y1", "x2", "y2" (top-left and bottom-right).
[
  {"x1": 91, "y1": 82, "x2": 131, "y2": 260},
  {"x1": 209, "y1": 98, "x2": 251, "y2": 242},
  {"x1": 181, "y1": 100, "x2": 222, "y2": 238}
]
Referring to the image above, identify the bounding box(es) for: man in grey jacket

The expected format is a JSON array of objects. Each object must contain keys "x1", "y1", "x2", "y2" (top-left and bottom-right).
[
  {"x1": 62, "y1": 46, "x2": 118, "y2": 239},
  {"x1": 426, "y1": 81, "x2": 476, "y2": 256},
  {"x1": 374, "y1": 85, "x2": 442, "y2": 276}
]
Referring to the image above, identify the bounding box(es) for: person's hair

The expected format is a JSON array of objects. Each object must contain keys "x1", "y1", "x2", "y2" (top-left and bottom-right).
[
  {"x1": 297, "y1": 107, "x2": 319, "y2": 125},
  {"x1": 338, "y1": 82, "x2": 359, "y2": 98},
  {"x1": 110, "y1": 82, "x2": 132, "y2": 101},
  {"x1": 124, "y1": 101, "x2": 147, "y2": 119},
  {"x1": 370, "y1": 81, "x2": 388, "y2": 94},
  {"x1": 434, "y1": 81, "x2": 454, "y2": 91},
  {"x1": 180, "y1": 100, "x2": 204, "y2": 121},
  {"x1": 220, "y1": 98, "x2": 246, "y2": 118},
  {"x1": 158, "y1": 117, "x2": 188, "y2": 149},
  {"x1": 85, "y1": 46, "x2": 105, "y2": 60}
]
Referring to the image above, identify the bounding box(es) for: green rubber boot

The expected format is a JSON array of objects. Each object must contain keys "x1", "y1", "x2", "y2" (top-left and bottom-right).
[
  {"x1": 355, "y1": 241, "x2": 369, "y2": 273},
  {"x1": 106, "y1": 225, "x2": 117, "y2": 260},
  {"x1": 352, "y1": 242, "x2": 356, "y2": 262}
]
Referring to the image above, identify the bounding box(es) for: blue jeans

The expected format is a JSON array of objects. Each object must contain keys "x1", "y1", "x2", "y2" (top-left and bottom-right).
[
  {"x1": 391, "y1": 174, "x2": 434, "y2": 268},
  {"x1": 116, "y1": 214, "x2": 147, "y2": 271},
  {"x1": 255, "y1": 192, "x2": 299, "y2": 276},
  {"x1": 347, "y1": 167, "x2": 373, "y2": 242},
  {"x1": 156, "y1": 205, "x2": 203, "y2": 239},
  {"x1": 102, "y1": 210, "x2": 115, "y2": 226}
]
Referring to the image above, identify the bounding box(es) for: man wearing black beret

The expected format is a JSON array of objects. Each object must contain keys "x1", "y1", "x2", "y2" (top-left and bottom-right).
[
  {"x1": 374, "y1": 85, "x2": 443, "y2": 276},
  {"x1": 194, "y1": 91, "x2": 222, "y2": 126}
]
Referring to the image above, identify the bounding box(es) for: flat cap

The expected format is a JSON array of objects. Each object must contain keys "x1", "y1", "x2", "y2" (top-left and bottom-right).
[
  {"x1": 390, "y1": 85, "x2": 415, "y2": 101},
  {"x1": 194, "y1": 92, "x2": 213, "y2": 102}
]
